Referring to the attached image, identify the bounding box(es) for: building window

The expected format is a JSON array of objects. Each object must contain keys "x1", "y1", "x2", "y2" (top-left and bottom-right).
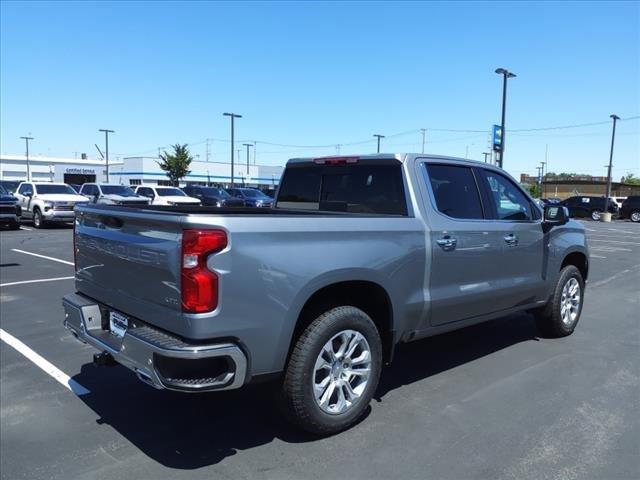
[
  {"x1": 157, "y1": 180, "x2": 174, "y2": 186},
  {"x1": 129, "y1": 179, "x2": 142, "y2": 186}
]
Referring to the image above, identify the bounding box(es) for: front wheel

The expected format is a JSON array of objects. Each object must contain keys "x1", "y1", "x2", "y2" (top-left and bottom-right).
[
  {"x1": 533, "y1": 265, "x2": 585, "y2": 337},
  {"x1": 631, "y1": 210, "x2": 640, "y2": 223},
  {"x1": 591, "y1": 209, "x2": 602, "y2": 221},
  {"x1": 33, "y1": 208, "x2": 45, "y2": 228},
  {"x1": 280, "y1": 306, "x2": 382, "y2": 435}
]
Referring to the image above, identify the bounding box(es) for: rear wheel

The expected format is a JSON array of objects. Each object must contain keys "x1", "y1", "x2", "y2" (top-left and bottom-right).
[
  {"x1": 590, "y1": 209, "x2": 602, "y2": 221},
  {"x1": 631, "y1": 210, "x2": 640, "y2": 223},
  {"x1": 280, "y1": 306, "x2": 382, "y2": 435},
  {"x1": 33, "y1": 208, "x2": 45, "y2": 228},
  {"x1": 533, "y1": 265, "x2": 584, "y2": 338}
]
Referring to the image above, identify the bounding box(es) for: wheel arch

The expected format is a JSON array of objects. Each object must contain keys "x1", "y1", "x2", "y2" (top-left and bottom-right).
[{"x1": 288, "y1": 279, "x2": 395, "y2": 364}]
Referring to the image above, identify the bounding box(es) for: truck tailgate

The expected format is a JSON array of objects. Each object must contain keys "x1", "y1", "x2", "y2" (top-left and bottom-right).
[{"x1": 74, "y1": 206, "x2": 184, "y2": 333}]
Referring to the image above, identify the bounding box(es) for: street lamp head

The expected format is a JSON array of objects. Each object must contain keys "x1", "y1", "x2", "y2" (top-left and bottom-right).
[
  {"x1": 495, "y1": 68, "x2": 516, "y2": 78},
  {"x1": 223, "y1": 112, "x2": 242, "y2": 118},
  {"x1": 610, "y1": 114, "x2": 620, "y2": 120}
]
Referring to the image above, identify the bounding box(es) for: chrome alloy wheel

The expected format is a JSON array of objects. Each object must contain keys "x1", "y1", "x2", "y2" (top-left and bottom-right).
[
  {"x1": 631, "y1": 211, "x2": 640, "y2": 223},
  {"x1": 313, "y1": 330, "x2": 372, "y2": 415},
  {"x1": 560, "y1": 277, "x2": 581, "y2": 326},
  {"x1": 591, "y1": 209, "x2": 602, "y2": 221}
]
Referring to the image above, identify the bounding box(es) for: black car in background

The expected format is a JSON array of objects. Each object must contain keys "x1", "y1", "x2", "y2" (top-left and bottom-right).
[
  {"x1": 0, "y1": 184, "x2": 21, "y2": 229},
  {"x1": 181, "y1": 185, "x2": 244, "y2": 207},
  {"x1": 561, "y1": 196, "x2": 619, "y2": 221},
  {"x1": 620, "y1": 196, "x2": 640, "y2": 223},
  {"x1": 0, "y1": 180, "x2": 21, "y2": 194},
  {"x1": 226, "y1": 187, "x2": 274, "y2": 208}
]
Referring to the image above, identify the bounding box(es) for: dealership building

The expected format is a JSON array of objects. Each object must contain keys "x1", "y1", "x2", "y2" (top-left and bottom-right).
[{"x1": 0, "y1": 154, "x2": 284, "y2": 190}]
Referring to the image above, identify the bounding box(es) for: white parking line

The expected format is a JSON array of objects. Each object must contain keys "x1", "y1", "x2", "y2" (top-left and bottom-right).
[
  {"x1": 0, "y1": 276, "x2": 75, "y2": 288},
  {"x1": 0, "y1": 328, "x2": 90, "y2": 396},
  {"x1": 11, "y1": 249, "x2": 74, "y2": 266},
  {"x1": 589, "y1": 254, "x2": 607, "y2": 259},
  {"x1": 19, "y1": 226, "x2": 33, "y2": 231},
  {"x1": 588, "y1": 239, "x2": 640, "y2": 246}
]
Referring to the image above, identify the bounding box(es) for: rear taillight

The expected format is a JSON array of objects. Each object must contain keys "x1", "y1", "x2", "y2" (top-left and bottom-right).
[{"x1": 181, "y1": 229, "x2": 227, "y2": 313}]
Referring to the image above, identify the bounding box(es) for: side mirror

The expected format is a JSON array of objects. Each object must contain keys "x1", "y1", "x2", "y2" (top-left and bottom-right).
[
  {"x1": 25, "y1": 191, "x2": 33, "y2": 197},
  {"x1": 543, "y1": 205, "x2": 569, "y2": 229}
]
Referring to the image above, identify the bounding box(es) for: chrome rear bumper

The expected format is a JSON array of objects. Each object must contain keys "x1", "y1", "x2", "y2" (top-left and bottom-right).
[{"x1": 62, "y1": 293, "x2": 247, "y2": 392}]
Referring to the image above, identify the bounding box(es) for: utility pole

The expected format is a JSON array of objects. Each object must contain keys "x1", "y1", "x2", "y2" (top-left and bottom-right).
[
  {"x1": 536, "y1": 166, "x2": 543, "y2": 197},
  {"x1": 20, "y1": 136, "x2": 34, "y2": 181},
  {"x1": 494, "y1": 68, "x2": 517, "y2": 169},
  {"x1": 206, "y1": 138, "x2": 210, "y2": 162},
  {"x1": 373, "y1": 134, "x2": 385, "y2": 153},
  {"x1": 98, "y1": 129, "x2": 114, "y2": 182},
  {"x1": 223, "y1": 112, "x2": 242, "y2": 187},
  {"x1": 420, "y1": 129, "x2": 426, "y2": 154},
  {"x1": 482, "y1": 152, "x2": 491, "y2": 163},
  {"x1": 605, "y1": 114, "x2": 620, "y2": 210},
  {"x1": 243, "y1": 143, "x2": 253, "y2": 175},
  {"x1": 540, "y1": 160, "x2": 546, "y2": 199},
  {"x1": 253, "y1": 141, "x2": 257, "y2": 164}
]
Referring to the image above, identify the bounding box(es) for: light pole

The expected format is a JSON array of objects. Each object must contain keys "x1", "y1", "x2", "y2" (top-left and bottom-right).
[
  {"x1": 373, "y1": 134, "x2": 384, "y2": 153},
  {"x1": 482, "y1": 152, "x2": 490, "y2": 163},
  {"x1": 99, "y1": 129, "x2": 114, "y2": 182},
  {"x1": 540, "y1": 160, "x2": 546, "y2": 198},
  {"x1": 495, "y1": 67, "x2": 516, "y2": 169},
  {"x1": 20, "y1": 136, "x2": 34, "y2": 181},
  {"x1": 420, "y1": 128, "x2": 426, "y2": 154},
  {"x1": 223, "y1": 113, "x2": 242, "y2": 187},
  {"x1": 605, "y1": 114, "x2": 620, "y2": 212},
  {"x1": 243, "y1": 143, "x2": 253, "y2": 177}
]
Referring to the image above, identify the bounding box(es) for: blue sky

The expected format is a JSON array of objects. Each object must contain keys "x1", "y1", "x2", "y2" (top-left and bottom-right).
[{"x1": 1, "y1": 1, "x2": 638, "y2": 179}]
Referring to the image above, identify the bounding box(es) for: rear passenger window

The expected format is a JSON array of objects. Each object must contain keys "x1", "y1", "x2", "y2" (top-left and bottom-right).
[{"x1": 426, "y1": 165, "x2": 484, "y2": 219}]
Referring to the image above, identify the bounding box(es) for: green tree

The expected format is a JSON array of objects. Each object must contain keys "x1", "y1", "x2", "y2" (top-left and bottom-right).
[
  {"x1": 527, "y1": 183, "x2": 541, "y2": 198},
  {"x1": 622, "y1": 173, "x2": 640, "y2": 185},
  {"x1": 157, "y1": 144, "x2": 192, "y2": 186}
]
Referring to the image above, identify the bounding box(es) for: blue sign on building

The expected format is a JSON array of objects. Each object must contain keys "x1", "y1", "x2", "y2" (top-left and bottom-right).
[{"x1": 492, "y1": 124, "x2": 503, "y2": 152}]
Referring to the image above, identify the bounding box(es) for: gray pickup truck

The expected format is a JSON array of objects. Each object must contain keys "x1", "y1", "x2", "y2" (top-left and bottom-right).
[{"x1": 63, "y1": 154, "x2": 588, "y2": 434}]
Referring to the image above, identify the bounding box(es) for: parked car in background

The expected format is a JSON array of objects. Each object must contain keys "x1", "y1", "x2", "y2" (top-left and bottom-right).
[
  {"x1": 226, "y1": 187, "x2": 274, "y2": 207},
  {"x1": 541, "y1": 197, "x2": 562, "y2": 204},
  {"x1": 620, "y1": 196, "x2": 640, "y2": 223},
  {"x1": 135, "y1": 186, "x2": 200, "y2": 205},
  {"x1": 181, "y1": 185, "x2": 244, "y2": 207},
  {"x1": 561, "y1": 196, "x2": 619, "y2": 221},
  {"x1": 69, "y1": 184, "x2": 82, "y2": 193},
  {"x1": 13, "y1": 182, "x2": 89, "y2": 228},
  {"x1": 80, "y1": 183, "x2": 150, "y2": 206},
  {"x1": 0, "y1": 180, "x2": 21, "y2": 194},
  {"x1": 0, "y1": 184, "x2": 21, "y2": 229},
  {"x1": 64, "y1": 154, "x2": 589, "y2": 435}
]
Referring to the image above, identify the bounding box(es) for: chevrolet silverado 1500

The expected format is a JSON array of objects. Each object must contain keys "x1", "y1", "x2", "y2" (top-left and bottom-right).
[{"x1": 63, "y1": 154, "x2": 588, "y2": 434}]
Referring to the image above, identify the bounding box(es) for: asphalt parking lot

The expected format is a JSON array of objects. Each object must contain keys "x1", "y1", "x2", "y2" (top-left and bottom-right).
[{"x1": 1, "y1": 220, "x2": 639, "y2": 480}]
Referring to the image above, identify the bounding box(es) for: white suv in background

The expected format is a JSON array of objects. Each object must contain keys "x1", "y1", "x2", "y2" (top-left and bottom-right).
[
  {"x1": 134, "y1": 186, "x2": 201, "y2": 205},
  {"x1": 14, "y1": 182, "x2": 90, "y2": 228}
]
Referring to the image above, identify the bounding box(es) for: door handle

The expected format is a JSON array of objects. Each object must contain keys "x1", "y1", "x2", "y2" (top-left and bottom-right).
[
  {"x1": 436, "y1": 236, "x2": 457, "y2": 251},
  {"x1": 504, "y1": 233, "x2": 519, "y2": 246}
]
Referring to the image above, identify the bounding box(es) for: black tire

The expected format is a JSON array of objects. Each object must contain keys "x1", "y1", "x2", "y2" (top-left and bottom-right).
[
  {"x1": 590, "y1": 209, "x2": 602, "y2": 221},
  {"x1": 33, "y1": 208, "x2": 44, "y2": 228},
  {"x1": 533, "y1": 265, "x2": 585, "y2": 338},
  {"x1": 630, "y1": 210, "x2": 640, "y2": 223},
  {"x1": 280, "y1": 306, "x2": 382, "y2": 436}
]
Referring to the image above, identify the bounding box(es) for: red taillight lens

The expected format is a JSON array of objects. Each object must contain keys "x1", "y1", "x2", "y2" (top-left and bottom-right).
[{"x1": 181, "y1": 229, "x2": 227, "y2": 313}]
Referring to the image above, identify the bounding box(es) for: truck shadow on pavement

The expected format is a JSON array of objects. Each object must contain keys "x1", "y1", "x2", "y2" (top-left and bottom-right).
[{"x1": 72, "y1": 312, "x2": 539, "y2": 469}]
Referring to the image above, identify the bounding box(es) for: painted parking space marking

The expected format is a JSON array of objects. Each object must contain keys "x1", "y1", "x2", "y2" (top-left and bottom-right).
[
  {"x1": 11, "y1": 249, "x2": 74, "y2": 266},
  {"x1": 0, "y1": 328, "x2": 89, "y2": 396},
  {"x1": 0, "y1": 276, "x2": 75, "y2": 288},
  {"x1": 587, "y1": 239, "x2": 640, "y2": 246},
  {"x1": 589, "y1": 254, "x2": 607, "y2": 259},
  {"x1": 19, "y1": 226, "x2": 33, "y2": 231}
]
